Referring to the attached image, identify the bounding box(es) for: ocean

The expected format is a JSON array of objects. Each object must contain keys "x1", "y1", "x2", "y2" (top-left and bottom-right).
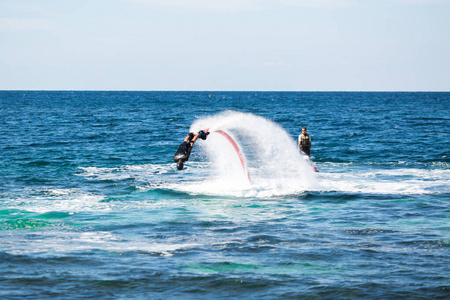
[{"x1": 0, "y1": 91, "x2": 449, "y2": 299}]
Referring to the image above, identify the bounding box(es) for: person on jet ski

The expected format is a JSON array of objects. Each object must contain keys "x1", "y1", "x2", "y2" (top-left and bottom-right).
[
  {"x1": 173, "y1": 130, "x2": 209, "y2": 170},
  {"x1": 298, "y1": 126, "x2": 312, "y2": 157}
]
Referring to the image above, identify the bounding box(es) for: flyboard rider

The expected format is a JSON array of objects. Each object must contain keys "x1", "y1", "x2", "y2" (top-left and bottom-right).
[
  {"x1": 298, "y1": 126, "x2": 312, "y2": 157},
  {"x1": 174, "y1": 130, "x2": 209, "y2": 170}
]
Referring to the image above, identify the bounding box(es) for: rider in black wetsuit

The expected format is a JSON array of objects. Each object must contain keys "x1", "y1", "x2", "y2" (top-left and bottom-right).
[{"x1": 174, "y1": 130, "x2": 209, "y2": 170}]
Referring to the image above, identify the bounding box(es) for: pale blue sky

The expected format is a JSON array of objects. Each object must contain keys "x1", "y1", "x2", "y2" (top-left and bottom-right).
[{"x1": 1, "y1": 0, "x2": 449, "y2": 91}]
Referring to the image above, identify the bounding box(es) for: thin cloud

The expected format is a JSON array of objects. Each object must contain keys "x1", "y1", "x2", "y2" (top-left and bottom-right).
[
  {"x1": 122, "y1": 0, "x2": 262, "y2": 13},
  {"x1": 393, "y1": 0, "x2": 447, "y2": 3},
  {"x1": 280, "y1": 0, "x2": 359, "y2": 9},
  {"x1": 122, "y1": 0, "x2": 448, "y2": 13},
  {"x1": 122, "y1": 0, "x2": 361, "y2": 12},
  {"x1": 93, "y1": 35, "x2": 149, "y2": 44},
  {"x1": 262, "y1": 61, "x2": 290, "y2": 67},
  {"x1": 0, "y1": 18, "x2": 56, "y2": 32}
]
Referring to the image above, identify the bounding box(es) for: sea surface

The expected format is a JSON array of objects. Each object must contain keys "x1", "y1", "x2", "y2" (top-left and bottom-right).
[{"x1": 0, "y1": 91, "x2": 449, "y2": 299}]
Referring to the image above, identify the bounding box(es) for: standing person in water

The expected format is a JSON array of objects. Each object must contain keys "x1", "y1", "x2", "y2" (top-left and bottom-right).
[
  {"x1": 298, "y1": 126, "x2": 312, "y2": 157},
  {"x1": 173, "y1": 130, "x2": 209, "y2": 170}
]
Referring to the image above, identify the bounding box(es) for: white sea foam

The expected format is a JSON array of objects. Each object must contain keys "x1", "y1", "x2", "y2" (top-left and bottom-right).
[
  {"x1": 8, "y1": 188, "x2": 108, "y2": 214},
  {"x1": 317, "y1": 166, "x2": 450, "y2": 195},
  {"x1": 1, "y1": 229, "x2": 201, "y2": 257},
  {"x1": 78, "y1": 163, "x2": 172, "y2": 181}
]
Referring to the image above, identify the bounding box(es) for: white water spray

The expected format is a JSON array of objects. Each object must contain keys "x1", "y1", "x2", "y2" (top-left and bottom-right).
[{"x1": 186, "y1": 111, "x2": 319, "y2": 197}]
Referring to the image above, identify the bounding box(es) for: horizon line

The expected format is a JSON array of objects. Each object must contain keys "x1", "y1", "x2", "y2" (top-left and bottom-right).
[{"x1": 1, "y1": 90, "x2": 449, "y2": 93}]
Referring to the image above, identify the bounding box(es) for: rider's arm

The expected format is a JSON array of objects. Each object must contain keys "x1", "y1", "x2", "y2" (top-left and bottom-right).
[{"x1": 191, "y1": 133, "x2": 200, "y2": 143}]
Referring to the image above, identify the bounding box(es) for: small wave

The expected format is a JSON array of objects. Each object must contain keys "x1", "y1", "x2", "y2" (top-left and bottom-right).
[
  {"x1": 78, "y1": 163, "x2": 174, "y2": 181},
  {"x1": 2, "y1": 188, "x2": 108, "y2": 214},
  {"x1": 315, "y1": 164, "x2": 450, "y2": 195},
  {"x1": 2, "y1": 229, "x2": 202, "y2": 257}
]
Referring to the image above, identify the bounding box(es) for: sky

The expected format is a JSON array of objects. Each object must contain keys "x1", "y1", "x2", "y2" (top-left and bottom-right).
[{"x1": 1, "y1": 0, "x2": 449, "y2": 91}]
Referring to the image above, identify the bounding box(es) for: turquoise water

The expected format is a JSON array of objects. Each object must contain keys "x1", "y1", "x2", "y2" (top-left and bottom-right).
[{"x1": 1, "y1": 91, "x2": 449, "y2": 299}]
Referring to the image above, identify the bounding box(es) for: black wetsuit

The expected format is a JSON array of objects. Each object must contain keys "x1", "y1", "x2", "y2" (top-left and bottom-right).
[{"x1": 173, "y1": 141, "x2": 193, "y2": 162}]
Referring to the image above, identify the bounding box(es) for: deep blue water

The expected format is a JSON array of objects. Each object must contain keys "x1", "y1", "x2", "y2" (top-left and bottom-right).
[{"x1": 0, "y1": 91, "x2": 449, "y2": 299}]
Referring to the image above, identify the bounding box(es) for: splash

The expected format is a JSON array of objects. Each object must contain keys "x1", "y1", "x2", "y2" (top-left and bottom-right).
[{"x1": 185, "y1": 111, "x2": 319, "y2": 196}]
